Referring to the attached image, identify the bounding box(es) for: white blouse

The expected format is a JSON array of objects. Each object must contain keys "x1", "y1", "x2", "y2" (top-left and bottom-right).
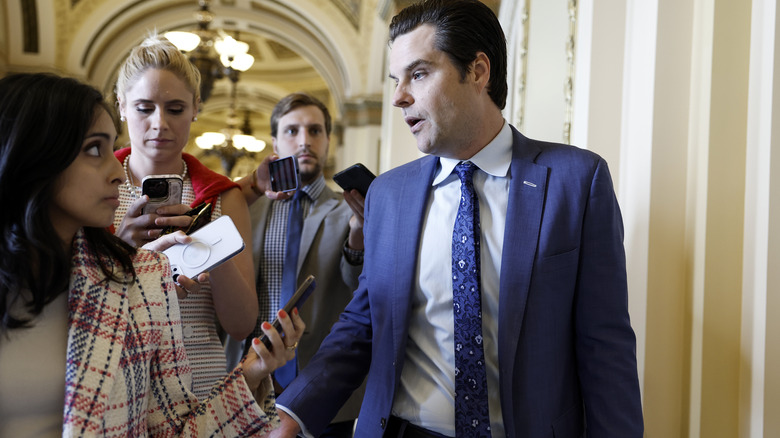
[{"x1": 0, "y1": 291, "x2": 69, "y2": 438}]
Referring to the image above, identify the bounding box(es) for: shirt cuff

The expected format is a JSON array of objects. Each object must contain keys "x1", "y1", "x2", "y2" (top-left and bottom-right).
[
  {"x1": 343, "y1": 243, "x2": 364, "y2": 265},
  {"x1": 276, "y1": 404, "x2": 314, "y2": 438}
]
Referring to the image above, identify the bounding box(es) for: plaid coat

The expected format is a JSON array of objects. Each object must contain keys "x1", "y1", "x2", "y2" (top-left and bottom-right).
[{"x1": 62, "y1": 231, "x2": 277, "y2": 437}]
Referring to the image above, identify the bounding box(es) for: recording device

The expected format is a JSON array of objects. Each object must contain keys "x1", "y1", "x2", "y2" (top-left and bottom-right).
[
  {"x1": 163, "y1": 215, "x2": 245, "y2": 282},
  {"x1": 333, "y1": 163, "x2": 376, "y2": 197},
  {"x1": 258, "y1": 275, "x2": 316, "y2": 349},
  {"x1": 142, "y1": 174, "x2": 183, "y2": 215},
  {"x1": 269, "y1": 156, "x2": 299, "y2": 193}
]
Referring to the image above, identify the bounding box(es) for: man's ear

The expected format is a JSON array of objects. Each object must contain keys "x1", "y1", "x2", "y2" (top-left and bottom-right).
[
  {"x1": 472, "y1": 52, "x2": 491, "y2": 93},
  {"x1": 272, "y1": 137, "x2": 279, "y2": 155}
]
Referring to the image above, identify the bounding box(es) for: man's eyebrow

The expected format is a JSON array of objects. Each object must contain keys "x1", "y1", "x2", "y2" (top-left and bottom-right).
[{"x1": 388, "y1": 59, "x2": 430, "y2": 80}]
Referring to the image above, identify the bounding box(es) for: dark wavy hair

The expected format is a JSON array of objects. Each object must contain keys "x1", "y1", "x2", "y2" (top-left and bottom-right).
[
  {"x1": 0, "y1": 73, "x2": 136, "y2": 331},
  {"x1": 389, "y1": 0, "x2": 508, "y2": 110}
]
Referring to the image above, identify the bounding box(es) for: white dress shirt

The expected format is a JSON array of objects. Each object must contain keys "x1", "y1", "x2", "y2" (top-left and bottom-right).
[{"x1": 391, "y1": 121, "x2": 512, "y2": 438}]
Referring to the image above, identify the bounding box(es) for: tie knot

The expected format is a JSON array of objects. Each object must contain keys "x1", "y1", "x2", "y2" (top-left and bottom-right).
[
  {"x1": 454, "y1": 161, "x2": 476, "y2": 184},
  {"x1": 292, "y1": 189, "x2": 307, "y2": 202}
]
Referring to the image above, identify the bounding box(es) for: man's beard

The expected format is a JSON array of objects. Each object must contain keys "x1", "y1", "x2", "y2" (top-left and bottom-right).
[{"x1": 298, "y1": 162, "x2": 322, "y2": 185}]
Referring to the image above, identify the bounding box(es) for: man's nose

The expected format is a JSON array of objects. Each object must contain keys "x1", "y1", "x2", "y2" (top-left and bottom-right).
[{"x1": 392, "y1": 83, "x2": 413, "y2": 108}]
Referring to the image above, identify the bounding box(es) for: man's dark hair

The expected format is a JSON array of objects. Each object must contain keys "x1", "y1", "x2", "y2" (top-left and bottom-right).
[
  {"x1": 389, "y1": 0, "x2": 508, "y2": 110},
  {"x1": 270, "y1": 93, "x2": 332, "y2": 138}
]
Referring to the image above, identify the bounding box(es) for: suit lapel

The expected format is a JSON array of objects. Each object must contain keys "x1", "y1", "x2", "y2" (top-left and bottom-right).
[
  {"x1": 497, "y1": 128, "x2": 547, "y2": 425},
  {"x1": 390, "y1": 157, "x2": 438, "y2": 361},
  {"x1": 63, "y1": 232, "x2": 128, "y2": 435},
  {"x1": 298, "y1": 187, "x2": 339, "y2": 274}
]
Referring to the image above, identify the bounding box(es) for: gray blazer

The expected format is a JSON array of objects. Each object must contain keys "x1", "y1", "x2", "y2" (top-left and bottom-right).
[{"x1": 249, "y1": 184, "x2": 365, "y2": 423}]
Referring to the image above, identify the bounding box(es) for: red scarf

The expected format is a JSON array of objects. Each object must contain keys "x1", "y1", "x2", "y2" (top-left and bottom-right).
[{"x1": 114, "y1": 147, "x2": 239, "y2": 208}]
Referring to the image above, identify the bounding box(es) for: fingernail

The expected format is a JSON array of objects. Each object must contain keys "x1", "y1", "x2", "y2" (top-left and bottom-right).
[
  {"x1": 262, "y1": 322, "x2": 272, "y2": 330},
  {"x1": 293, "y1": 308, "x2": 299, "y2": 315},
  {"x1": 253, "y1": 338, "x2": 260, "y2": 345},
  {"x1": 278, "y1": 309, "x2": 288, "y2": 319}
]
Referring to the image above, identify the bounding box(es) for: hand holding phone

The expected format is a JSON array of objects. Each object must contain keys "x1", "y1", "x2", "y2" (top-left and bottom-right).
[
  {"x1": 142, "y1": 174, "x2": 183, "y2": 215},
  {"x1": 333, "y1": 163, "x2": 376, "y2": 197},
  {"x1": 163, "y1": 215, "x2": 245, "y2": 282},
  {"x1": 259, "y1": 275, "x2": 316, "y2": 349},
  {"x1": 160, "y1": 202, "x2": 212, "y2": 236}
]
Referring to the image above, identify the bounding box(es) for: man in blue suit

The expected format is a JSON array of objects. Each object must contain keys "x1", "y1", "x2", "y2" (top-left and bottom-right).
[{"x1": 272, "y1": 1, "x2": 644, "y2": 437}]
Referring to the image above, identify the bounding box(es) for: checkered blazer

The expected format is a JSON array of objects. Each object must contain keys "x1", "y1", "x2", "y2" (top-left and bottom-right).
[{"x1": 62, "y1": 231, "x2": 278, "y2": 437}]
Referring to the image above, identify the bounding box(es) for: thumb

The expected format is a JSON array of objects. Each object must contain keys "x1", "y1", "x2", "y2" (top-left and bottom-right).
[
  {"x1": 142, "y1": 231, "x2": 191, "y2": 251},
  {"x1": 127, "y1": 195, "x2": 149, "y2": 217}
]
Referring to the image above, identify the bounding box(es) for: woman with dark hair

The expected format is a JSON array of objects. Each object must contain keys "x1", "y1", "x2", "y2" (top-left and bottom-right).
[{"x1": 0, "y1": 72, "x2": 304, "y2": 437}]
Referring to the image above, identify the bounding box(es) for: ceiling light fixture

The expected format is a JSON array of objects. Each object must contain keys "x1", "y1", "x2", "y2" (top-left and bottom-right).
[
  {"x1": 165, "y1": 0, "x2": 254, "y2": 102},
  {"x1": 195, "y1": 78, "x2": 265, "y2": 176}
]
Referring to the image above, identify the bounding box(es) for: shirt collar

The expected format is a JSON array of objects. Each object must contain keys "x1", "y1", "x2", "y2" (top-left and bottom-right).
[
  {"x1": 295, "y1": 174, "x2": 325, "y2": 201},
  {"x1": 433, "y1": 120, "x2": 512, "y2": 186}
]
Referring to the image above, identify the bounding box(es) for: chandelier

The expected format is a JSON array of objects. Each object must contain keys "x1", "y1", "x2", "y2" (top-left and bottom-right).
[
  {"x1": 194, "y1": 78, "x2": 266, "y2": 175},
  {"x1": 165, "y1": 0, "x2": 254, "y2": 102}
]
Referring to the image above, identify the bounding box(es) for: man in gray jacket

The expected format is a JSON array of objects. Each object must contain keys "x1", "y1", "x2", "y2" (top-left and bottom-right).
[{"x1": 242, "y1": 93, "x2": 366, "y2": 438}]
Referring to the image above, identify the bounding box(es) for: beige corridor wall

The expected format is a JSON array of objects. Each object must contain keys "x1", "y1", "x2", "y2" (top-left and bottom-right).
[{"x1": 500, "y1": 0, "x2": 778, "y2": 436}]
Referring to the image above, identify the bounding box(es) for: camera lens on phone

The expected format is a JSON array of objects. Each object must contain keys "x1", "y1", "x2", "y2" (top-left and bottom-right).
[{"x1": 144, "y1": 180, "x2": 168, "y2": 198}]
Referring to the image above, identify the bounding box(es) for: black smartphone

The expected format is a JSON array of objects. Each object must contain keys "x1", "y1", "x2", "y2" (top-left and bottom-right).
[
  {"x1": 160, "y1": 202, "x2": 212, "y2": 236},
  {"x1": 269, "y1": 156, "x2": 299, "y2": 192},
  {"x1": 333, "y1": 163, "x2": 376, "y2": 197},
  {"x1": 259, "y1": 275, "x2": 316, "y2": 349},
  {"x1": 142, "y1": 174, "x2": 183, "y2": 215}
]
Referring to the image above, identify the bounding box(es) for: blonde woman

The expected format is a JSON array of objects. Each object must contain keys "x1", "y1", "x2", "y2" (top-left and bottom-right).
[{"x1": 113, "y1": 35, "x2": 259, "y2": 398}]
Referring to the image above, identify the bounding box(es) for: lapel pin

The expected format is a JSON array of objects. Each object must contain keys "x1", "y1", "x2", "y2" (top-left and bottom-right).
[{"x1": 523, "y1": 181, "x2": 537, "y2": 188}]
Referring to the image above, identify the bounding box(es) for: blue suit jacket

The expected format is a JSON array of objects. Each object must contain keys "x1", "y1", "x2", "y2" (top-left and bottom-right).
[{"x1": 278, "y1": 126, "x2": 644, "y2": 437}]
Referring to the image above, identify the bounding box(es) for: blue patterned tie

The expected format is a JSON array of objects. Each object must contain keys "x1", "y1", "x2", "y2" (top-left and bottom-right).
[
  {"x1": 452, "y1": 161, "x2": 491, "y2": 437},
  {"x1": 276, "y1": 189, "x2": 305, "y2": 387}
]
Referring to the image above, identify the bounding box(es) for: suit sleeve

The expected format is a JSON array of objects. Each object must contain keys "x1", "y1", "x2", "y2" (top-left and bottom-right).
[
  {"x1": 574, "y1": 158, "x2": 644, "y2": 436},
  {"x1": 275, "y1": 196, "x2": 377, "y2": 436},
  {"x1": 340, "y1": 246, "x2": 363, "y2": 291}
]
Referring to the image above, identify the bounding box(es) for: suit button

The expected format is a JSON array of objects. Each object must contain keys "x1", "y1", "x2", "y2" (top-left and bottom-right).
[{"x1": 380, "y1": 417, "x2": 387, "y2": 428}]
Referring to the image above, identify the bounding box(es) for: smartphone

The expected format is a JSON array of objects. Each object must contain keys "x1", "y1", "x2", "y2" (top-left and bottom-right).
[
  {"x1": 142, "y1": 174, "x2": 183, "y2": 215},
  {"x1": 333, "y1": 163, "x2": 376, "y2": 197},
  {"x1": 269, "y1": 156, "x2": 299, "y2": 192},
  {"x1": 160, "y1": 202, "x2": 212, "y2": 236},
  {"x1": 259, "y1": 274, "x2": 316, "y2": 349},
  {"x1": 163, "y1": 215, "x2": 245, "y2": 282}
]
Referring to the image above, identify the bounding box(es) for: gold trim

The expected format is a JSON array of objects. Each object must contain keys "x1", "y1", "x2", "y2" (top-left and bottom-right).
[
  {"x1": 21, "y1": 0, "x2": 39, "y2": 53},
  {"x1": 563, "y1": 0, "x2": 578, "y2": 144},
  {"x1": 514, "y1": 0, "x2": 530, "y2": 131}
]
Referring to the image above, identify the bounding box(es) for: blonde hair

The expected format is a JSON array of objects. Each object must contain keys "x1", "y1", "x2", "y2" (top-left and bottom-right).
[{"x1": 115, "y1": 34, "x2": 201, "y2": 105}]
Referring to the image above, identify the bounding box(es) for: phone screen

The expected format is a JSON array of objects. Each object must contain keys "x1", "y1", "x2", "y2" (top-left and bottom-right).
[{"x1": 269, "y1": 156, "x2": 299, "y2": 192}]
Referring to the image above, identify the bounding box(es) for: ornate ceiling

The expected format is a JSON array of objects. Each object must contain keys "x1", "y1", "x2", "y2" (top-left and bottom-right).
[{"x1": 1, "y1": 0, "x2": 501, "y2": 177}]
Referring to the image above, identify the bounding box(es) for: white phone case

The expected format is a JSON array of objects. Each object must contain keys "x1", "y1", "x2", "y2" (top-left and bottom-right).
[{"x1": 163, "y1": 215, "x2": 245, "y2": 280}]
